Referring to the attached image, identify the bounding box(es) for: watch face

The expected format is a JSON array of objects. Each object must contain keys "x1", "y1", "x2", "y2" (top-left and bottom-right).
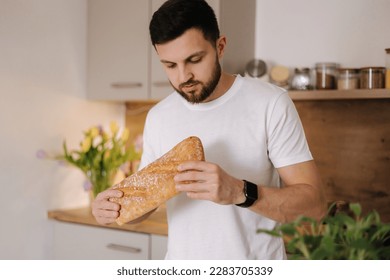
[
  {"x1": 235, "y1": 180, "x2": 258, "y2": 208},
  {"x1": 245, "y1": 180, "x2": 258, "y2": 201}
]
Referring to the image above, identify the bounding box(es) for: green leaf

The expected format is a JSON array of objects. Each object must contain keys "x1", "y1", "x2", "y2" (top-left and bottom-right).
[
  {"x1": 377, "y1": 246, "x2": 390, "y2": 260},
  {"x1": 279, "y1": 223, "x2": 298, "y2": 236},
  {"x1": 320, "y1": 235, "x2": 335, "y2": 250},
  {"x1": 349, "y1": 203, "x2": 362, "y2": 217},
  {"x1": 370, "y1": 224, "x2": 390, "y2": 241},
  {"x1": 63, "y1": 141, "x2": 69, "y2": 156},
  {"x1": 256, "y1": 228, "x2": 282, "y2": 237},
  {"x1": 286, "y1": 238, "x2": 301, "y2": 255},
  {"x1": 311, "y1": 247, "x2": 331, "y2": 260},
  {"x1": 350, "y1": 238, "x2": 371, "y2": 250}
]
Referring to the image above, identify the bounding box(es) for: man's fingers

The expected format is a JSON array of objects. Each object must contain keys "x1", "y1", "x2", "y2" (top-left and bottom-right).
[
  {"x1": 177, "y1": 160, "x2": 210, "y2": 172},
  {"x1": 94, "y1": 208, "x2": 120, "y2": 218},
  {"x1": 174, "y1": 170, "x2": 206, "y2": 182},
  {"x1": 96, "y1": 189, "x2": 123, "y2": 200}
]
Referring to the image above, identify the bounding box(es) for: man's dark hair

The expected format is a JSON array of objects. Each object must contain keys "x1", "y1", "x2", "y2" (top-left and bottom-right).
[{"x1": 149, "y1": 0, "x2": 220, "y2": 47}]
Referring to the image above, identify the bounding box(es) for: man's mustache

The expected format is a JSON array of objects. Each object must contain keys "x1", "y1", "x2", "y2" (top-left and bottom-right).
[{"x1": 180, "y1": 80, "x2": 200, "y2": 88}]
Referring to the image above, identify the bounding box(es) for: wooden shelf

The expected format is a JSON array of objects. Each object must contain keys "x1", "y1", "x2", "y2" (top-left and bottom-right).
[{"x1": 288, "y1": 88, "x2": 390, "y2": 101}]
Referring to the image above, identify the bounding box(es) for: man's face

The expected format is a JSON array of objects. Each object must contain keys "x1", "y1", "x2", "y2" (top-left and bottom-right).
[{"x1": 155, "y1": 28, "x2": 223, "y2": 104}]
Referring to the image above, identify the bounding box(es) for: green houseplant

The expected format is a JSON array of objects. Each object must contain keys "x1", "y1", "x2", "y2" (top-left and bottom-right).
[{"x1": 258, "y1": 202, "x2": 390, "y2": 260}]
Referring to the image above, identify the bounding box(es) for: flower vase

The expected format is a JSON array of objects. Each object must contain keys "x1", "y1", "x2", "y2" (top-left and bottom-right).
[
  {"x1": 85, "y1": 169, "x2": 115, "y2": 203},
  {"x1": 88, "y1": 190, "x2": 95, "y2": 207}
]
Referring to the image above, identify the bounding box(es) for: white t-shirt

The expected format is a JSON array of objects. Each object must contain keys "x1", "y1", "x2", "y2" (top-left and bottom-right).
[{"x1": 139, "y1": 75, "x2": 313, "y2": 259}]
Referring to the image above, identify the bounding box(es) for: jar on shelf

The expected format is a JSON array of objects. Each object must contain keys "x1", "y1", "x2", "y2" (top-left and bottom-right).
[
  {"x1": 315, "y1": 62, "x2": 339, "y2": 90},
  {"x1": 385, "y1": 48, "x2": 390, "y2": 89},
  {"x1": 360, "y1": 67, "x2": 386, "y2": 89},
  {"x1": 270, "y1": 65, "x2": 290, "y2": 89},
  {"x1": 291, "y1": 68, "x2": 312, "y2": 90},
  {"x1": 337, "y1": 68, "x2": 360, "y2": 90}
]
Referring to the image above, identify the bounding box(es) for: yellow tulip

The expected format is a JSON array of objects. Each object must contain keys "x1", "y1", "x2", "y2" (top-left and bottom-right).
[
  {"x1": 102, "y1": 131, "x2": 108, "y2": 142},
  {"x1": 90, "y1": 127, "x2": 99, "y2": 138},
  {"x1": 121, "y1": 128, "x2": 129, "y2": 142},
  {"x1": 81, "y1": 136, "x2": 92, "y2": 152},
  {"x1": 110, "y1": 121, "x2": 119, "y2": 135},
  {"x1": 104, "y1": 150, "x2": 111, "y2": 160}
]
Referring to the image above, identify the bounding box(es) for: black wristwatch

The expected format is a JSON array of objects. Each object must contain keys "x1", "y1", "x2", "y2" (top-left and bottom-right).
[{"x1": 235, "y1": 180, "x2": 258, "y2": 208}]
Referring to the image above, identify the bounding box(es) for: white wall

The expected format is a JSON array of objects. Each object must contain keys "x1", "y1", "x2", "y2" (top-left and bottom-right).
[
  {"x1": 255, "y1": 0, "x2": 390, "y2": 69},
  {"x1": 0, "y1": 0, "x2": 125, "y2": 259}
]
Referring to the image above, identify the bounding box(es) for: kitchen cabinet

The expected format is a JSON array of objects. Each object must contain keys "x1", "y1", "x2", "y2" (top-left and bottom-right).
[
  {"x1": 51, "y1": 221, "x2": 167, "y2": 260},
  {"x1": 87, "y1": 0, "x2": 150, "y2": 101},
  {"x1": 87, "y1": 0, "x2": 256, "y2": 101},
  {"x1": 151, "y1": 234, "x2": 169, "y2": 260},
  {"x1": 52, "y1": 222, "x2": 148, "y2": 259},
  {"x1": 48, "y1": 207, "x2": 168, "y2": 259}
]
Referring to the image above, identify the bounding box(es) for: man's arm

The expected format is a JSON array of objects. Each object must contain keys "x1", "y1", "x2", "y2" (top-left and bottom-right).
[
  {"x1": 174, "y1": 160, "x2": 327, "y2": 223},
  {"x1": 249, "y1": 160, "x2": 327, "y2": 223}
]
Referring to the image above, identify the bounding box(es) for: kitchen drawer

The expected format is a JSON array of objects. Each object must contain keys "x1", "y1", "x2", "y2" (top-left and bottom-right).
[{"x1": 52, "y1": 222, "x2": 149, "y2": 260}]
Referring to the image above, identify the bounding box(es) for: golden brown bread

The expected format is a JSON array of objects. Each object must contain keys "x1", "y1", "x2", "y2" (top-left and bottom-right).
[{"x1": 109, "y1": 136, "x2": 205, "y2": 225}]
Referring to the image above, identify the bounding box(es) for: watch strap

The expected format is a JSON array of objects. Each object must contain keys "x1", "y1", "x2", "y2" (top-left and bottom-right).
[{"x1": 235, "y1": 180, "x2": 258, "y2": 208}]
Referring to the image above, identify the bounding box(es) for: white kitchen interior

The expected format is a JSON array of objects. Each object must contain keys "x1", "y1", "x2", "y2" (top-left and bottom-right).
[{"x1": 0, "y1": 0, "x2": 389, "y2": 260}]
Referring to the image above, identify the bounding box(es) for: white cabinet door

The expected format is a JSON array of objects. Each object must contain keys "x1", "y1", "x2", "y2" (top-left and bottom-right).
[
  {"x1": 217, "y1": 0, "x2": 256, "y2": 75},
  {"x1": 87, "y1": 0, "x2": 150, "y2": 101},
  {"x1": 150, "y1": 234, "x2": 168, "y2": 260},
  {"x1": 52, "y1": 222, "x2": 150, "y2": 260}
]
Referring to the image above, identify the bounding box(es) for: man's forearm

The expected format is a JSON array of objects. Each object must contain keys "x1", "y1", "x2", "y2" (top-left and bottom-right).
[{"x1": 250, "y1": 183, "x2": 327, "y2": 223}]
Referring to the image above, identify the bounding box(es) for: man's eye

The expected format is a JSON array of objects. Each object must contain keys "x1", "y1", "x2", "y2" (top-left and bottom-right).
[
  {"x1": 166, "y1": 64, "x2": 176, "y2": 69},
  {"x1": 190, "y1": 57, "x2": 202, "y2": 63}
]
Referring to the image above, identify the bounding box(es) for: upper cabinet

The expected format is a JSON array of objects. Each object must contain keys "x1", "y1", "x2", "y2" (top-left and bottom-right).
[
  {"x1": 87, "y1": 0, "x2": 256, "y2": 101},
  {"x1": 87, "y1": 0, "x2": 150, "y2": 101},
  {"x1": 216, "y1": 0, "x2": 256, "y2": 75}
]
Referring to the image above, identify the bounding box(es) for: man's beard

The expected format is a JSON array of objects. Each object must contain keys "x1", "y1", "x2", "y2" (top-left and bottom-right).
[{"x1": 172, "y1": 58, "x2": 221, "y2": 104}]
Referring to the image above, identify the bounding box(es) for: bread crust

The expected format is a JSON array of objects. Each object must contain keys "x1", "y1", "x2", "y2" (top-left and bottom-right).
[{"x1": 109, "y1": 136, "x2": 205, "y2": 225}]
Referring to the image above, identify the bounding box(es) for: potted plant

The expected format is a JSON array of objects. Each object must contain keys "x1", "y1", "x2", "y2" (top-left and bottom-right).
[
  {"x1": 38, "y1": 121, "x2": 141, "y2": 198},
  {"x1": 257, "y1": 202, "x2": 390, "y2": 259}
]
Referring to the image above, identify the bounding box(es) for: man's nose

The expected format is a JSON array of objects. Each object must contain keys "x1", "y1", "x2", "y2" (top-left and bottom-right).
[{"x1": 178, "y1": 65, "x2": 194, "y2": 83}]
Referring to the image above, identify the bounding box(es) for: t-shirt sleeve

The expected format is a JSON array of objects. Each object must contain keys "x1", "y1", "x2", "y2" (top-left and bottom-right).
[{"x1": 267, "y1": 92, "x2": 313, "y2": 168}]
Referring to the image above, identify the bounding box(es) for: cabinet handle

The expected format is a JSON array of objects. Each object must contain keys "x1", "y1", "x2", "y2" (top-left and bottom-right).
[
  {"x1": 111, "y1": 82, "x2": 143, "y2": 88},
  {"x1": 106, "y1": 243, "x2": 142, "y2": 254},
  {"x1": 152, "y1": 81, "x2": 171, "y2": 87}
]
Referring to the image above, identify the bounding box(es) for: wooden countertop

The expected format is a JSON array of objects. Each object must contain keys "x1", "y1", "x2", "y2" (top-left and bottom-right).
[{"x1": 48, "y1": 205, "x2": 168, "y2": 236}]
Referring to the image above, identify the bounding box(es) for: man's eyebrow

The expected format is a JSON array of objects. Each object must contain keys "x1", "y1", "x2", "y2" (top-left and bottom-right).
[
  {"x1": 160, "y1": 51, "x2": 207, "y2": 64},
  {"x1": 160, "y1": 59, "x2": 175, "y2": 64}
]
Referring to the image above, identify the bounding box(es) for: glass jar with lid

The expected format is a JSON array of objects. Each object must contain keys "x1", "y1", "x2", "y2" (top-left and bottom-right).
[
  {"x1": 291, "y1": 68, "x2": 312, "y2": 90},
  {"x1": 360, "y1": 67, "x2": 386, "y2": 89},
  {"x1": 315, "y1": 63, "x2": 339, "y2": 90},
  {"x1": 270, "y1": 65, "x2": 290, "y2": 89},
  {"x1": 337, "y1": 68, "x2": 360, "y2": 90}
]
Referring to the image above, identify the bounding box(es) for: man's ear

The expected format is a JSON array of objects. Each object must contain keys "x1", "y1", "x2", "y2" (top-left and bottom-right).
[{"x1": 216, "y1": 35, "x2": 227, "y2": 59}]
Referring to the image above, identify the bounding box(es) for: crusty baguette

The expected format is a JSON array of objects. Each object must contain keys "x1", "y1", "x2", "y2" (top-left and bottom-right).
[{"x1": 109, "y1": 136, "x2": 205, "y2": 225}]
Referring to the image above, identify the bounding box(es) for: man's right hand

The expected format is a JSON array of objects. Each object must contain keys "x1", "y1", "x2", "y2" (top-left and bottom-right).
[{"x1": 91, "y1": 189, "x2": 123, "y2": 225}]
